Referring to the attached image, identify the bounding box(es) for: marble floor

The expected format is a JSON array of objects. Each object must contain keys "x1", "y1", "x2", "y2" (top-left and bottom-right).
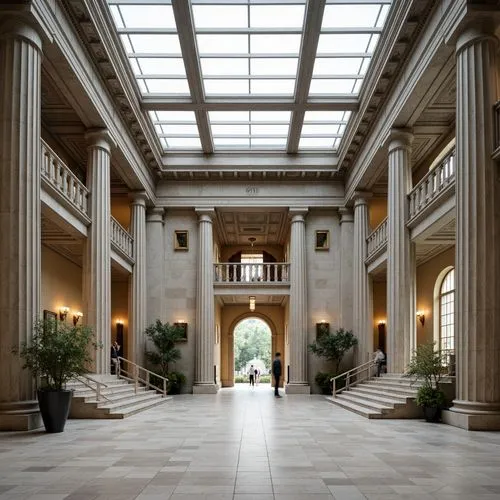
[{"x1": 1, "y1": 384, "x2": 500, "y2": 500}]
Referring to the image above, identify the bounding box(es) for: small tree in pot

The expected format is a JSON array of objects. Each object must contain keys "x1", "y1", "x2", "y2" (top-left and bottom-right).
[
  {"x1": 16, "y1": 319, "x2": 98, "y2": 433},
  {"x1": 404, "y1": 342, "x2": 446, "y2": 422}
]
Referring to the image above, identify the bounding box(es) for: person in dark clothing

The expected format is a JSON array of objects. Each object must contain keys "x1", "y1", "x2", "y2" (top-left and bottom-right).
[
  {"x1": 272, "y1": 352, "x2": 282, "y2": 397},
  {"x1": 111, "y1": 341, "x2": 120, "y2": 375}
]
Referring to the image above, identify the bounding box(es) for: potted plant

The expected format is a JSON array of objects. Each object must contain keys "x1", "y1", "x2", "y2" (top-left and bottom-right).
[
  {"x1": 404, "y1": 342, "x2": 446, "y2": 422},
  {"x1": 145, "y1": 320, "x2": 186, "y2": 394},
  {"x1": 16, "y1": 319, "x2": 98, "y2": 433}
]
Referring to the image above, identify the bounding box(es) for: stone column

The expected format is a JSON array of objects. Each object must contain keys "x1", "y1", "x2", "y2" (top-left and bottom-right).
[
  {"x1": 82, "y1": 129, "x2": 113, "y2": 374},
  {"x1": 193, "y1": 208, "x2": 218, "y2": 394},
  {"x1": 286, "y1": 208, "x2": 310, "y2": 394},
  {"x1": 0, "y1": 18, "x2": 42, "y2": 430},
  {"x1": 129, "y1": 192, "x2": 148, "y2": 365},
  {"x1": 443, "y1": 23, "x2": 500, "y2": 431},
  {"x1": 353, "y1": 194, "x2": 373, "y2": 363},
  {"x1": 386, "y1": 129, "x2": 416, "y2": 373},
  {"x1": 146, "y1": 208, "x2": 165, "y2": 323},
  {"x1": 338, "y1": 208, "x2": 354, "y2": 332}
]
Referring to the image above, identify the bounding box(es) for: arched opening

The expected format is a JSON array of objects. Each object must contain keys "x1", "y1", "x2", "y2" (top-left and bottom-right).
[{"x1": 233, "y1": 317, "x2": 272, "y2": 385}]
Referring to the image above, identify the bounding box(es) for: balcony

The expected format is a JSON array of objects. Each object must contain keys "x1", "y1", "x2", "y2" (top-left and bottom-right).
[
  {"x1": 214, "y1": 263, "x2": 290, "y2": 285},
  {"x1": 366, "y1": 218, "x2": 388, "y2": 266},
  {"x1": 111, "y1": 216, "x2": 134, "y2": 263}
]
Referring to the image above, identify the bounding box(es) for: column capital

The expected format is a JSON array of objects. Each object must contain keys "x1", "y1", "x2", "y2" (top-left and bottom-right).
[
  {"x1": 288, "y1": 207, "x2": 308, "y2": 223},
  {"x1": 338, "y1": 208, "x2": 354, "y2": 224},
  {"x1": 386, "y1": 128, "x2": 413, "y2": 153},
  {"x1": 0, "y1": 16, "x2": 43, "y2": 51},
  {"x1": 85, "y1": 128, "x2": 115, "y2": 153},
  {"x1": 129, "y1": 191, "x2": 148, "y2": 207},
  {"x1": 353, "y1": 191, "x2": 372, "y2": 208},
  {"x1": 146, "y1": 208, "x2": 165, "y2": 224},
  {"x1": 455, "y1": 21, "x2": 499, "y2": 54},
  {"x1": 195, "y1": 207, "x2": 215, "y2": 222}
]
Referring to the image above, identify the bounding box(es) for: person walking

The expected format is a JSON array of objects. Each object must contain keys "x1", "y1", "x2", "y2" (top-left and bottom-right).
[
  {"x1": 374, "y1": 348, "x2": 386, "y2": 377},
  {"x1": 248, "y1": 364, "x2": 255, "y2": 386},
  {"x1": 272, "y1": 352, "x2": 282, "y2": 397}
]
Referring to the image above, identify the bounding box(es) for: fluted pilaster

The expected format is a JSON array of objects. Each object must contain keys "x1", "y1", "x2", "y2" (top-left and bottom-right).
[
  {"x1": 286, "y1": 208, "x2": 310, "y2": 394},
  {"x1": 193, "y1": 208, "x2": 218, "y2": 393},
  {"x1": 0, "y1": 18, "x2": 42, "y2": 430},
  {"x1": 353, "y1": 195, "x2": 373, "y2": 362},
  {"x1": 146, "y1": 208, "x2": 165, "y2": 323},
  {"x1": 387, "y1": 129, "x2": 416, "y2": 373},
  {"x1": 129, "y1": 192, "x2": 148, "y2": 365},
  {"x1": 444, "y1": 24, "x2": 500, "y2": 430},
  {"x1": 83, "y1": 129, "x2": 113, "y2": 374},
  {"x1": 339, "y1": 208, "x2": 354, "y2": 332}
]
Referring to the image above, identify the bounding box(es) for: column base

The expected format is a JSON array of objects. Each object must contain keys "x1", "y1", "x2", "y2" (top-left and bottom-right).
[
  {"x1": 192, "y1": 383, "x2": 219, "y2": 394},
  {"x1": 0, "y1": 400, "x2": 42, "y2": 431},
  {"x1": 285, "y1": 383, "x2": 310, "y2": 394},
  {"x1": 442, "y1": 400, "x2": 500, "y2": 431}
]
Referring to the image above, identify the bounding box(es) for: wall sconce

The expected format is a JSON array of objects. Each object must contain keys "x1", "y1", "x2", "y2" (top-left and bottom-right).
[
  {"x1": 416, "y1": 311, "x2": 425, "y2": 326},
  {"x1": 377, "y1": 320, "x2": 386, "y2": 326},
  {"x1": 116, "y1": 319, "x2": 123, "y2": 326},
  {"x1": 249, "y1": 296, "x2": 256, "y2": 312},
  {"x1": 59, "y1": 306, "x2": 69, "y2": 321},
  {"x1": 73, "y1": 311, "x2": 83, "y2": 326}
]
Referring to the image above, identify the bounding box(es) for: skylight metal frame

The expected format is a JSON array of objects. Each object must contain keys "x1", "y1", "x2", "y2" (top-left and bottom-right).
[{"x1": 107, "y1": 0, "x2": 392, "y2": 153}]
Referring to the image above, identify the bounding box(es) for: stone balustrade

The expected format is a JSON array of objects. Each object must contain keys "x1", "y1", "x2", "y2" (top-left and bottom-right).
[
  {"x1": 408, "y1": 151, "x2": 455, "y2": 221},
  {"x1": 41, "y1": 139, "x2": 89, "y2": 216},
  {"x1": 110, "y1": 216, "x2": 134, "y2": 261},
  {"x1": 366, "y1": 217, "x2": 388, "y2": 259},
  {"x1": 214, "y1": 262, "x2": 290, "y2": 284}
]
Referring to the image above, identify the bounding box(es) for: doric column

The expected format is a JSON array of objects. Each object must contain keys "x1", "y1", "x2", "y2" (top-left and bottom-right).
[
  {"x1": 0, "y1": 18, "x2": 42, "y2": 430},
  {"x1": 193, "y1": 208, "x2": 218, "y2": 394},
  {"x1": 286, "y1": 208, "x2": 310, "y2": 394},
  {"x1": 82, "y1": 129, "x2": 113, "y2": 374},
  {"x1": 386, "y1": 129, "x2": 416, "y2": 373},
  {"x1": 129, "y1": 192, "x2": 148, "y2": 365},
  {"x1": 146, "y1": 208, "x2": 165, "y2": 323},
  {"x1": 353, "y1": 194, "x2": 373, "y2": 363},
  {"x1": 338, "y1": 208, "x2": 354, "y2": 332},
  {"x1": 444, "y1": 23, "x2": 500, "y2": 431}
]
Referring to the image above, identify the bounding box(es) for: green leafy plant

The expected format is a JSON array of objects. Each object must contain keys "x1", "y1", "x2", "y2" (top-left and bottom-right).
[
  {"x1": 314, "y1": 371, "x2": 336, "y2": 395},
  {"x1": 416, "y1": 384, "x2": 446, "y2": 407},
  {"x1": 145, "y1": 320, "x2": 185, "y2": 391},
  {"x1": 16, "y1": 319, "x2": 98, "y2": 391},
  {"x1": 308, "y1": 328, "x2": 358, "y2": 373}
]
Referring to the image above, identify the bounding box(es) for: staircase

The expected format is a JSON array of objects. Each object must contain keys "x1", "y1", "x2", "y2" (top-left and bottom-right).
[
  {"x1": 327, "y1": 373, "x2": 424, "y2": 419},
  {"x1": 68, "y1": 370, "x2": 172, "y2": 419}
]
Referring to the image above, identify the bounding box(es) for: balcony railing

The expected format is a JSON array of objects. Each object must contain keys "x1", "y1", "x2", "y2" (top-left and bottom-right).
[
  {"x1": 408, "y1": 150, "x2": 455, "y2": 221},
  {"x1": 366, "y1": 217, "x2": 388, "y2": 259},
  {"x1": 494, "y1": 100, "x2": 500, "y2": 155},
  {"x1": 41, "y1": 139, "x2": 89, "y2": 217},
  {"x1": 111, "y1": 216, "x2": 134, "y2": 261},
  {"x1": 214, "y1": 263, "x2": 290, "y2": 284}
]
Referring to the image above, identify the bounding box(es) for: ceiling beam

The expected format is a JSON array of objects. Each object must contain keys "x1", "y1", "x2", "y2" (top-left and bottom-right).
[
  {"x1": 287, "y1": 0, "x2": 326, "y2": 154},
  {"x1": 171, "y1": 0, "x2": 213, "y2": 154}
]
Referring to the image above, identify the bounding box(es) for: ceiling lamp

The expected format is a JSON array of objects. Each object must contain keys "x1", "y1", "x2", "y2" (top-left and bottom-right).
[
  {"x1": 248, "y1": 237, "x2": 256, "y2": 247},
  {"x1": 249, "y1": 296, "x2": 256, "y2": 312}
]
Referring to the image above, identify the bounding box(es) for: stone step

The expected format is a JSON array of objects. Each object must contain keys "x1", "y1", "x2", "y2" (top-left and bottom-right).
[
  {"x1": 73, "y1": 386, "x2": 148, "y2": 403},
  {"x1": 107, "y1": 396, "x2": 172, "y2": 419},
  {"x1": 326, "y1": 396, "x2": 383, "y2": 419},
  {"x1": 365, "y1": 379, "x2": 422, "y2": 392},
  {"x1": 349, "y1": 385, "x2": 416, "y2": 401},
  {"x1": 346, "y1": 387, "x2": 408, "y2": 406},
  {"x1": 91, "y1": 391, "x2": 161, "y2": 410},
  {"x1": 336, "y1": 392, "x2": 396, "y2": 412}
]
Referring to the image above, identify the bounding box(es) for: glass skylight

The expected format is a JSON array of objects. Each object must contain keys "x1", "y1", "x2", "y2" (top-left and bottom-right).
[{"x1": 107, "y1": 0, "x2": 393, "y2": 153}]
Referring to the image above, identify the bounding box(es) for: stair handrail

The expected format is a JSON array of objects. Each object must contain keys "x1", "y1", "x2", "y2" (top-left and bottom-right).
[
  {"x1": 117, "y1": 357, "x2": 169, "y2": 397},
  {"x1": 330, "y1": 359, "x2": 377, "y2": 398},
  {"x1": 74, "y1": 374, "x2": 112, "y2": 402}
]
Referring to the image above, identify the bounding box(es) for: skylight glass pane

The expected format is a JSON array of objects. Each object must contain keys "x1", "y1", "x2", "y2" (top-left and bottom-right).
[
  {"x1": 192, "y1": 5, "x2": 248, "y2": 29},
  {"x1": 127, "y1": 35, "x2": 182, "y2": 55},
  {"x1": 313, "y1": 58, "x2": 364, "y2": 76},
  {"x1": 160, "y1": 124, "x2": 199, "y2": 135},
  {"x1": 197, "y1": 35, "x2": 248, "y2": 54},
  {"x1": 167, "y1": 138, "x2": 202, "y2": 148},
  {"x1": 250, "y1": 80, "x2": 295, "y2": 95},
  {"x1": 317, "y1": 34, "x2": 371, "y2": 54},
  {"x1": 135, "y1": 58, "x2": 186, "y2": 76},
  {"x1": 154, "y1": 111, "x2": 197, "y2": 123},
  {"x1": 322, "y1": 5, "x2": 381, "y2": 28},
  {"x1": 251, "y1": 58, "x2": 298, "y2": 76},
  {"x1": 299, "y1": 138, "x2": 333, "y2": 148},
  {"x1": 251, "y1": 124, "x2": 289, "y2": 135},
  {"x1": 250, "y1": 5, "x2": 305, "y2": 28},
  {"x1": 204, "y1": 79, "x2": 249, "y2": 95},
  {"x1": 201, "y1": 58, "x2": 248, "y2": 76},
  {"x1": 209, "y1": 111, "x2": 249, "y2": 123},
  {"x1": 250, "y1": 35, "x2": 301, "y2": 54},
  {"x1": 251, "y1": 111, "x2": 291, "y2": 122},
  {"x1": 144, "y1": 79, "x2": 190, "y2": 94},
  {"x1": 118, "y1": 5, "x2": 176, "y2": 29},
  {"x1": 302, "y1": 124, "x2": 340, "y2": 135},
  {"x1": 109, "y1": 6, "x2": 124, "y2": 29},
  {"x1": 304, "y1": 111, "x2": 346, "y2": 122},
  {"x1": 309, "y1": 79, "x2": 356, "y2": 95},
  {"x1": 212, "y1": 124, "x2": 250, "y2": 135},
  {"x1": 214, "y1": 138, "x2": 250, "y2": 147},
  {"x1": 251, "y1": 138, "x2": 287, "y2": 147}
]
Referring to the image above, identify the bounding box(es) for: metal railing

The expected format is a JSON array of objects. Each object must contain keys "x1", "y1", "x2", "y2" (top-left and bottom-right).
[
  {"x1": 408, "y1": 150, "x2": 455, "y2": 220},
  {"x1": 74, "y1": 374, "x2": 112, "y2": 402},
  {"x1": 117, "y1": 357, "x2": 168, "y2": 397},
  {"x1": 330, "y1": 359, "x2": 377, "y2": 397},
  {"x1": 214, "y1": 262, "x2": 290, "y2": 284},
  {"x1": 110, "y1": 216, "x2": 134, "y2": 260},
  {"x1": 366, "y1": 218, "x2": 388, "y2": 258},
  {"x1": 495, "y1": 100, "x2": 500, "y2": 154},
  {"x1": 41, "y1": 139, "x2": 89, "y2": 216}
]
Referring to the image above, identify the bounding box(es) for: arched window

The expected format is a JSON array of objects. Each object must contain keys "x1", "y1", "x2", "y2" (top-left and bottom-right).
[{"x1": 439, "y1": 268, "x2": 455, "y2": 363}]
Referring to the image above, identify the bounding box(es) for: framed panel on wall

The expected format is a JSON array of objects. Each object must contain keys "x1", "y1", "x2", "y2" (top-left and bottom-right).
[
  {"x1": 174, "y1": 230, "x2": 189, "y2": 251},
  {"x1": 315, "y1": 230, "x2": 329, "y2": 250}
]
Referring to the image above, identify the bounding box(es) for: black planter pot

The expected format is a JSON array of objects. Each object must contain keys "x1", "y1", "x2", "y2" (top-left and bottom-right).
[
  {"x1": 37, "y1": 389, "x2": 72, "y2": 433},
  {"x1": 423, "y1": 405, "x2": 441, "y2": 423}
]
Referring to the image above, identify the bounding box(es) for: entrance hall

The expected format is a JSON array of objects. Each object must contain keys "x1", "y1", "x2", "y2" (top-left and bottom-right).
[{"x1": 1, "y1": 395, "x2": 499, "y2": 499}]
